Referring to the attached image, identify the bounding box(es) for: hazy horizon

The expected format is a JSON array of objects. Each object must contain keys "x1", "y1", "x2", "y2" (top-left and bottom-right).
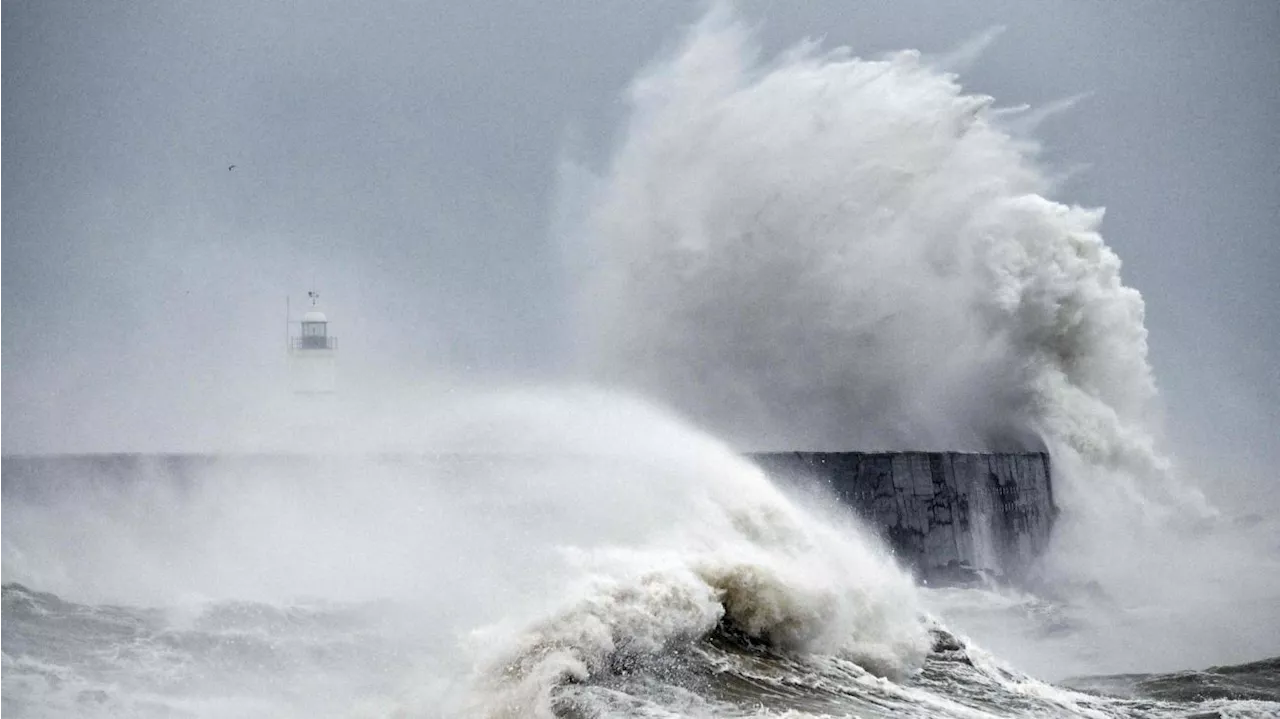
[{"x1": 4, "y1": 1, "x2": 1277, "y2": 510}]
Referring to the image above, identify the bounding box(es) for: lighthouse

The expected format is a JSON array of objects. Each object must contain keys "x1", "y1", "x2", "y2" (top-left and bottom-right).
[{"x1": 288, "y1": 290, "x2": 337, "y2": 394}]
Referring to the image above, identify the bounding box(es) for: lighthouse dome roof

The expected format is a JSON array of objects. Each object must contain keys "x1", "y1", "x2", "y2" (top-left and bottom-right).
[{"x1": 302, "y1": 310, "x2": 327, "y2": 323}]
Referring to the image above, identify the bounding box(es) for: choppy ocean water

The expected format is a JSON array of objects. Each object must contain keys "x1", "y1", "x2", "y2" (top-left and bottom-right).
[
  {"x1": 4, "y1": 453, "x2": 1277, "y2": 718},
  {"x1": 5, "y1": 581, "x2": 1279, "y2": 718}
]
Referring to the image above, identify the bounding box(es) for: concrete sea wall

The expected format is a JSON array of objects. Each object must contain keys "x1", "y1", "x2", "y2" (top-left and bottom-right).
[
  {"x1": 2, "y1": 450, "x2": 1057, "y2": 584},
  {"x1": 749, "y1": 452, "x2": 1056, "y2": 583}
]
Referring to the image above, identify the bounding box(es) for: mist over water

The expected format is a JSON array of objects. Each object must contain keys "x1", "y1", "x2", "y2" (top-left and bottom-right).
[{"x1": 4, "y1": 390, "x2": 932, "y2": 717}]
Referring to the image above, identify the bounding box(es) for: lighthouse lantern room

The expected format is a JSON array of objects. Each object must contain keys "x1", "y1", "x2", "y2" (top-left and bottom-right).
[{"x1": 288, "y1": 290, "x2": 337, "y2": 394}]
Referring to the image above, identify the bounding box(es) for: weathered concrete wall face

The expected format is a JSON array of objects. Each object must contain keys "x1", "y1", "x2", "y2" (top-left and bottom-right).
[
  {"x1": 750, "y1": 452, "x2": 1055, "y2": 582},
  {"x1": 3, "y1": 452, "x2": 1054, "y2": 584}
]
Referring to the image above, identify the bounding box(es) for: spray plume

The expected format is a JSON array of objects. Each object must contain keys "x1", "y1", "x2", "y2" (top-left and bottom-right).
[{"x1": 570, "y1": 12, "x2": 1211, "y2": 576}]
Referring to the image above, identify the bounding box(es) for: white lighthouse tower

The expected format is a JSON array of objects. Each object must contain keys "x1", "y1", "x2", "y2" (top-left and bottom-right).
[{"x1": 288, "y1": 290, "x2": 337, "y2": 394}]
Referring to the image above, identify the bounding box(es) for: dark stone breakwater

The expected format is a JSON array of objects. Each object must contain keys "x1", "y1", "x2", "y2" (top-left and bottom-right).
[
  {"x1": 3, "y1": 450, "x2": 1056, "y2": 584},
  {"x1": 750, "y1": 452, "x2": 1056, "y2": 583}
]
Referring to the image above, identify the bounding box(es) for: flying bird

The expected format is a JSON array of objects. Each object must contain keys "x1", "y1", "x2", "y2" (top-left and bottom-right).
[{"x1": 228, "y1": 164, "x2": 236, "y2": 171}]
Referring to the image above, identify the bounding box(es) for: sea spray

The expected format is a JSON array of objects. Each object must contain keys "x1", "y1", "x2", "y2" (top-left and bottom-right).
[
  {"x1": 3, "y1": 389, "x2": 934, "y2": 716},
  {"x1": 567, "y1": 11, "x2": 1212, "y2": 594},
  {"x1": 449, "y1": 393, "x2": 930, "y2": 717}
]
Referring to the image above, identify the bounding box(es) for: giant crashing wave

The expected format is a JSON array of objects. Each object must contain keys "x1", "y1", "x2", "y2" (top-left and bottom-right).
[
  {"x1": 4, "y1": 8, "x2": 1275, "y2": 719},
  {"x1": 565, "y1": 9, "x2": 1213, "y2": 585}
]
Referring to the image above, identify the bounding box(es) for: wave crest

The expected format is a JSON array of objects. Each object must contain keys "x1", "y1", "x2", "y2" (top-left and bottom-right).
[{"x1": 463, "y1": 451, "x2": 929, "y2": 718}]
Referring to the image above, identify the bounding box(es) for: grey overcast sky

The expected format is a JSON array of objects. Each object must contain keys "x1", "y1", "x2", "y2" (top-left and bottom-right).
[{"x1": 3, "y1": 1, "x2": 1278, "y2": 493}]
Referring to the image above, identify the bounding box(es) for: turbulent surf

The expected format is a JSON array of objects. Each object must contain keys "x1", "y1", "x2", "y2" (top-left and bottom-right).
[
  {"x1": 4, "y1": 9, "x2": 1278, "y2": 719},
  {"x1": 4, "y1": 410, "x2": 1277, "y2": 717}
]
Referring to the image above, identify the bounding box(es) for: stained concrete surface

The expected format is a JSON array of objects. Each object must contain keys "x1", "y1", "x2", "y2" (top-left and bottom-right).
[{"x1": 750, "y1": 451, "x2": 1056, "y2": 583}]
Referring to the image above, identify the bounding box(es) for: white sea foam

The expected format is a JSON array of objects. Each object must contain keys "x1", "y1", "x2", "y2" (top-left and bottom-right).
[
  {"x1": 2, "y1": 388, "x2": 934, "y2": 717},
  {"x1": 447, "y1": 394, "x2": 930, "y2": 718}
]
